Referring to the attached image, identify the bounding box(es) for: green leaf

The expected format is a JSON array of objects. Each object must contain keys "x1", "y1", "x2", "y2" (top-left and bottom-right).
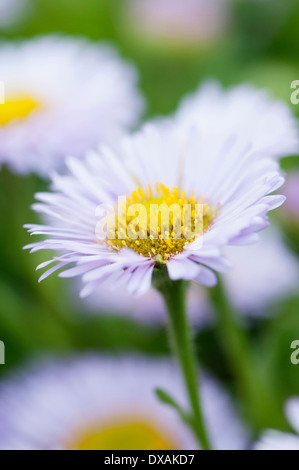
[{"x1": 155, "y1": 388, "x2": 186, "y2": 416}]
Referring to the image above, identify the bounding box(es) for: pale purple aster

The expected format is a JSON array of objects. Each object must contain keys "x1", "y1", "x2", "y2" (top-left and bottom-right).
[
  {"x1": 0, "y1": 35, "x2": 144, "y2": 176},
  {"x1": 0, "y1": 355, "x2": 249, "y2": 450},
  {"x1": 125, "y1": 0, "x2": 229, "y2": 44},
  {"x1": 77, "y1": 281, "x2": 210, "y2": 326},
  {"x1": 282, "y1": 171, "x2": 299, "y2": 221},
  {"x1": 175, "y1": 81, "x2": 299, "y2": 159},
  {"x1": 255, "y1": 398, "x2": 299, "y2": 450},
  {"x1": 25, "y1": 121, "x2": 285, "y2": 298}
]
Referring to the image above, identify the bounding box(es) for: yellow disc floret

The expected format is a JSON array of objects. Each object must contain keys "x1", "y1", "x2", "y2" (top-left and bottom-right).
[
  {"x1": 105, "y1": 183, "x2": 218, "y2": 260},
  {"x1": 0, "y1": 94, "x2": 40, "y2": 126},
  {"x1": 67, "y1": 418, "x2": 177, "y2": 450}
]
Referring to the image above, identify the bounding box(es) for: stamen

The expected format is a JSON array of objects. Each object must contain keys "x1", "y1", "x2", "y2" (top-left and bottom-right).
[
  {"x1": 0, "y1": 95, "x2": 41, "y2": 126},
  {"x1": 105, "y1": 183, "x2": 218, "y2": 260}
]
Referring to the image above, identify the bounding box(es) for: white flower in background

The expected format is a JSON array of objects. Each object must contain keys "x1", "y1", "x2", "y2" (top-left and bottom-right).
[
  {"x1": 282, "y1": 171, "x2": 299, "y2": 221},
  {"x1": 176, "y1": 81, "x2": 299, "y2": 159},
  {"x1": 79, "y1": 281, "x2": 210, "y2": 326},
  {"x1": 0, "y1": 0, "x2": 27, "y2": 28},
  {"x1": 0, "y1": 35, "x2": 143, "y2": 176},
  {"x1": 0, "y1": 356, "x2": 248, "y2": 450},
  {"x1": 255, "y1": 398, "x2": 299, "y2": 450},
  {"x1": 223, "y1": 227, "x2": 299, "y2": 315},
  {"x1": 25, "y1": 121, "x2": 284, "y2": 297},
  {"x1": 125, "y1": 0, "x2": 229, "y2": 45}
]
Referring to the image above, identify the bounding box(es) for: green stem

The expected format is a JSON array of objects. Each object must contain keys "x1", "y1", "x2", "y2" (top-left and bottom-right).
[
  {"x1": 154, "y1": 266, "x2": 211, "y2": 450},
  {"x1": 210, "y1": 276, "x2": 286, "y2": 431}
]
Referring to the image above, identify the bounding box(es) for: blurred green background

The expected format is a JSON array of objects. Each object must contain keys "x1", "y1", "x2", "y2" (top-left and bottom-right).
[{"x1": 1, "y1": 0, "x2": 299, "y2": 438}]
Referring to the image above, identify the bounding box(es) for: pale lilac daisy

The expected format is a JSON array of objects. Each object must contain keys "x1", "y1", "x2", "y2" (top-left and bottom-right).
[
  {"x1": 0, "y1": 355, "x2": 248, "y2": 450},
  {"x1": 255, "y1": 398, "x2": 299, "y2": 450},
  {"x1": 175, "y1": 81, "x2": 299, "y2": 159},
  {"x1": 124, "y1": 0, "x2": 229, "y2": 45},
  {"x1": 78, "y1": 281, "x2": 210, "y2": 326},
  {"x1": 25, "y1": 121, "x2": 285, "y2": 297},
  {"x1": 0, "y1": 35, "x2": 143, "y2": 176}
]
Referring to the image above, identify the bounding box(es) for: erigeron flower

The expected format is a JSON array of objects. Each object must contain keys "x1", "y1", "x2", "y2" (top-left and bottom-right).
[
  {"x1": 125, "y1": 0, "x2": 229, "y2": 45},
  {"x1": 0, "y1": 35, "x2": 143, "y2": 176},
  {"x1": 0, "y1": 356, "x2": 248, "y2": 450},
  {"x1": 175, "y1": 81, "x2": 299, "y2": 159},
  {"x1": 25, "y1": 121, "x2": 285, "y2": 297},
  {"x1": 282, "y1": 171, "x2": 299, "y2": 221},
  {"x1": 255, "y1": 398, "x2": 299, "y2": 450}
]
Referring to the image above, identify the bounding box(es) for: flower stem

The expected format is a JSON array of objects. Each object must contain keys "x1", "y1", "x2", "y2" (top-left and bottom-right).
[
  {"x1": 210, "y1": 276, "x2": 286, "y2": 431},
  {"x1": 154, "y1": 266, "x2": 211, "y2": 450}
]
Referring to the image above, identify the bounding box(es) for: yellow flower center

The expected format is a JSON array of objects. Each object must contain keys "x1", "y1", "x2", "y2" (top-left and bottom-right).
[
  {"x1": 67, "y1": 419, "x2": 177, "y2": 450},
  {"x1": 0, "y1": 94, "x2": 41, "y2": 126},
  {"x1": 105, "y1": 183, "x2": 217, "y2": 260}
]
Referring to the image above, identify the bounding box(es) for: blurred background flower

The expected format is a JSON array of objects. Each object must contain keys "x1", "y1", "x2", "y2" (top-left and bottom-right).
[
  {"x1": 0, "y1": 355, "x2": 248, "y2": 450},
  {"x1": 255, "y1": 397, "x2": 299, "y2": 450},
  {"x1": 283, "y1": 172, "x2": 299, "y2": 223},
  {"x1": 0, "y1": 0, "x2": 29, "y2": 29},
  {"x1": 175, "y1": 81, "x2": 299, "y2": 159},
  {"x1": 80, "y1": 282, "x2": 210, "y2": 327},
  {"x1": 123, "y1": 0, "x2": 230, "y2": 51},
  {"x1": 223, "y1": 227, "x2": 299, "y2": 315},
  {"x1": 0, "y1": 35, "x2": 143, "y2": 176}
]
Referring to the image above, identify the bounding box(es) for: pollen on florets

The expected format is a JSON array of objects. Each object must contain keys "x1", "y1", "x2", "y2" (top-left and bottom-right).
[
  {"x1": 105, "y1": 183, "x2": 218, "y2": 260},
  {"x1": 0, "y1": 95, "x2": 40, "y2": 126}
]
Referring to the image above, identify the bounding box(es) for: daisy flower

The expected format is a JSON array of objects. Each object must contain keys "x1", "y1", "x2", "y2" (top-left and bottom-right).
[
  {"x1": 0, "y1": 0, "x2": 27, "y2": 28},
  {"x1": 124, "y1": 0, "x2": 229, "y2": 46},
  {"x1": 255, "y1": 398, "x2": 299, "y2": 450},
  {"x1": 0, "y1": 35, "x2": 143, "y2": 176},
  {"x1": 25, "y1": 121, "x2": 285, "y2": 298},
  {"x1": 0, "y1": 355, "x2": 248, "y2": 450},
  {"x1": 175, "y1": 81, "x2": 299, "y2": 159}
]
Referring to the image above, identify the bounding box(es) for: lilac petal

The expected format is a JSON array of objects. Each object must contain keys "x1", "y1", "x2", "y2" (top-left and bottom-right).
[
  {"x1": 126, "y1": 264, "x2": 154, "y2": 296},
  {"x1": 38, "y1": 262, "x2": 69, "y2": 283},
  {"x1": 167, "y1": 257, "x2": 200, "y2": 281},
  {"x1": 193, "y1": 266, "x2": 218, "y2": 287}
]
